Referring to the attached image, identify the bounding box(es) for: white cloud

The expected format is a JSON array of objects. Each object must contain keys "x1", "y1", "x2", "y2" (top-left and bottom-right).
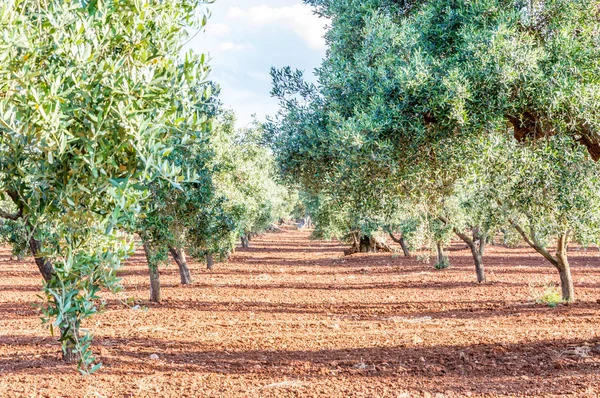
[
  {"x1": 227, "y1": 6, "x2": 244, "y2": 19},
  {"x1": 209, "y1": 23, "x2": 232, "y2": 37},
  {"x1": 226, "y1": 4, "x2": 328, "y2": 50},
  {"x1": 219, "y1": 41, "x2": 251, "y2": 52}
]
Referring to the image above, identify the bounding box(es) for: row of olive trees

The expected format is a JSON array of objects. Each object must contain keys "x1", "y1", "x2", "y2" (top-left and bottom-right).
[
  {"x1": 267, "y1": 0, "x2": 600, "y2": 303},
  {"x1": 138, "y1": 110, "x2": 296, "y2": 303},
  {"x1": 0, "y1": 0, "x2": 296, "y2": 371}
]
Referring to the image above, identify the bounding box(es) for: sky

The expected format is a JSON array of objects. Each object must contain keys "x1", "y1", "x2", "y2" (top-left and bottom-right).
[{"x1": 185, "y1": 1, "x2": 329, "y2": 127}]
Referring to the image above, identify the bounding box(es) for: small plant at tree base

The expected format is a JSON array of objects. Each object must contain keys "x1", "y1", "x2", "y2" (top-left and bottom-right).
[
  {"x1": 435, "y1": 257, "x2": 451, "y2": 270},
  {"x1": 535, "y1": 286, "x2": 564, "y2": 308}
]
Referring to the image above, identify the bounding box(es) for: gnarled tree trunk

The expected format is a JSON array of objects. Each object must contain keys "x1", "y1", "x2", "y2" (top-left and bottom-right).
[
  {"x1": 346, "y1": 233, "x2": 394, "y2": 255},
  {"x1": 556, "y1": 232, "x2": 574, "y2": 302},
  {"x1": 458, "y1": 230, "x2": 486, "y2": 283},
  {"x1": 438, "y1": 217, "x2": 485, "y2": 282},
  {"x1": 169, "y1": 247, "x2": 192, "y2": 285},
  {"x1": 359, "y1": 235, "x2": 376, "y2": 253}
]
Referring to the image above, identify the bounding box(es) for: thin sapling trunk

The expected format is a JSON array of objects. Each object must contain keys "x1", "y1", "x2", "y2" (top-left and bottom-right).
[{"x1": 143, "y1": 241, "x2": 161, "y2": 303}]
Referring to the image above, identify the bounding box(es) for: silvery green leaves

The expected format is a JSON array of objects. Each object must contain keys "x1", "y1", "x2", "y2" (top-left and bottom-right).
[
  {"x1": 270, "y1": 0, "x2": 600, "y2": 291},
  {"x1": 0, "y1": 0, "x2": 213, "y2": 372}
]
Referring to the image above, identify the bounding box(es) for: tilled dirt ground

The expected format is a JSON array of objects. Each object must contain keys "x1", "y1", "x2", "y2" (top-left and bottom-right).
[{"x1": 0, "y1": 228, "x2": 599, "y2": 397}]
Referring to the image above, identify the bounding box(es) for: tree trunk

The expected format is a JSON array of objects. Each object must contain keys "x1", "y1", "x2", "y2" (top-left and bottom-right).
[
  {"x1": 149, "y1": 265, "x2": 161, "y2": 303},
  {"x1": 399, "y1": 237, "x2": 410, "y2": 257},
  {"x1": 457, "y1": 231, "x2": 486, "y2": 283},
  {"x1": 143, "y1": 242, "x2": 161, "y2": 303},
  {"x1": 437, "y1": 217, "x2": 483, "y2": 281},
  {"x1": 478, "y1": 235, "x2": 486, "y2": 255},
  {"x1": 360, "y1": 235, "x2": 376, "y2": 253},
  {"x1": 206, "y1": 252, "x2": 214, "y2": 270},
  {"x1": 206, "y1": 252, "x2": 215, "y2": 270},
  {"x1": 436, "y1": 241, "x2": 445, "y2": 265},
  {"x1": 557, "y1": 265, "x2": 574, "y2": 303},
  {"x1": 469, "y1": 244, "x2": 486, "y2": 283},
  {"x1": 28, "y1": 236, "x2": 55, "y2": 282},
  {"x1": 241, "y1": 236, "x2": 249, "y2": 248},
  {"x1": 511, "y1": 221, "x2": 575, "y2": 302},
  {"x1": 556, "y1": 232, "x2": 574, "y2": 302},
  {"x1": 169, "y1": 247, "x2": 192, "y2": 285},
  {"x1": 388, "y1": 232, "x2": 410, "y2": 257},
  {"x1": 61, "y1": 324, "x2": 79, "y2": 363}
]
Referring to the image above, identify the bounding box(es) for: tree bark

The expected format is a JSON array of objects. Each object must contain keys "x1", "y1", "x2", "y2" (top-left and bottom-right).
[
  {"x1": 388, "y1": 232, "x2": 410, "y2": 257},
  {"x1": 206, "y1": 252, "x2": 214, "y2": 270},
  {"x1": 359, "y1": 235, "x2": 372, "y2": 253},
  {"x1": 241, "y1": 236, "x2": 249, "y2": 248},
  {"x1": 28, "y1": 236, "x2": 55, "y2": 282},
  {"x1": 143, "y1": 242, "x2": 161, "y2": 303},
  {"x1": 556, "y1": 232, "x2": 574, "y2": 302},
  {"x1": 457, "y1": 231, "x2": 486, "y2": 283},
  {"x1": 148, "y1": 264, "x2": 161, "y2": 303},
  {"x1": 169, "y1": 247, "x2": 192, "y2": 285},
  {"x1": 478, "y1": 235, "x2": 486, "y2": 255},
  {"x1": 469, "y1": 244, "x2": 486, "y2": 283},
  {"x1": 438, "y1": 217, "x2": 484, "y2": 281},
  {"x1": 436, "y1": 241, "x2": 445, "y2": 265}
]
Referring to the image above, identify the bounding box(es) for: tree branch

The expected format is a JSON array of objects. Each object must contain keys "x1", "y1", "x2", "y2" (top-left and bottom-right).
[
  {"x1": 438, "y1": 215, "x2": 474, "y2": 247},
  {"x1": 0, "y1": 190, "x2": 23, "y2": 220},
  {"x1": 510, "y1": 219, "x2": 558, "y2": 267},
  {"x1": 0, "y1": 207, "x2": 22, "y2": 220}
]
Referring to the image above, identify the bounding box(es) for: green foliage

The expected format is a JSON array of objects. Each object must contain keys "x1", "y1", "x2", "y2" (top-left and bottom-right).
[
  {"x1": 0, "y1": 0, "x2": 213, "y2": 372},
  {"x1": 434, "y1": 258, "x2": 450, "y2": 270},
  {"x1": 269, "y1": 0, "x2": 600, "y2": 302},
  {"x1": 477, "y1": 135, "x2": 600, "y2": 248},
  {"x1": 535, "y1": 286, "x2": 564, "y2": 308},
  {"x1": 205, "y1": 112, "x2": 293, "y2": 253},
  {"x1": 139, "y1": 109, "x2": 295, "y2": 271}
]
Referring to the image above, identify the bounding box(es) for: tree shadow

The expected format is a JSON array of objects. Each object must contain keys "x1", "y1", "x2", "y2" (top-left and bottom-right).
[{"x1": 1, "y1": 334, "x2": 598, "y2": 396}]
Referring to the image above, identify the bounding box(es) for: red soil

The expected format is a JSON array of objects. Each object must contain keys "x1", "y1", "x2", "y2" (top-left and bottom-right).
[{"x1": 0, "y1": 228, "x2": 599, "y2": 397}]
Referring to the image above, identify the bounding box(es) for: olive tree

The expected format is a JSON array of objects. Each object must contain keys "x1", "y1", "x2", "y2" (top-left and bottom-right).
[
  {"x1": 478, "y1": 134, "x2": 600, "y2": 302},
  {"x1": 0, "y1": 0, "x2": 212, "y2": 371},
  {"x1": 275, "y1": 0, "x2": 600, "y2": 280}
]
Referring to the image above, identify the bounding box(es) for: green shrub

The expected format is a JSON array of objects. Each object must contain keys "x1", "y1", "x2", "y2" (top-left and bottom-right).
[
  {"x1": 535, "y1": 287, "x2": 563, "y2": 308},
  {"x1": 435, "y1": 258, "x2": 450, "y2": 270}
]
